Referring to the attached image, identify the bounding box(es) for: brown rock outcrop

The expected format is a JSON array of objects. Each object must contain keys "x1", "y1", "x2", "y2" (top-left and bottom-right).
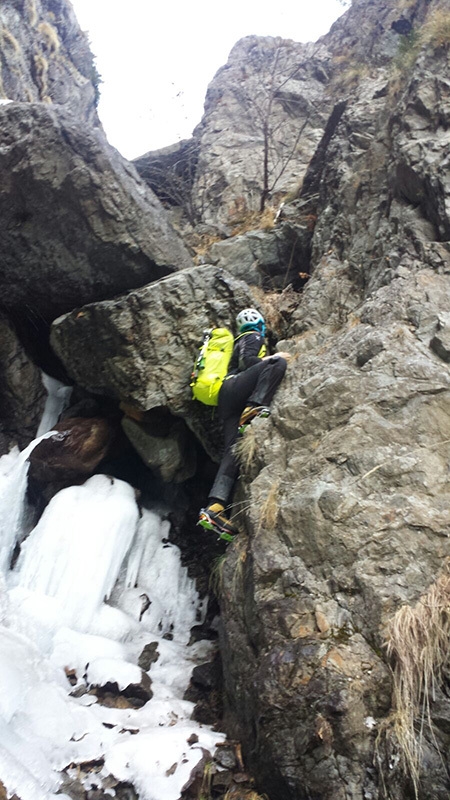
[{"x1": 28, "y1": 416, "x2": 114, "y2": 486}]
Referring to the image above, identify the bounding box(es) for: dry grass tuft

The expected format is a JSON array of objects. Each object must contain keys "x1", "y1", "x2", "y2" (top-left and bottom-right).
[
  {"x1": 234, "y1": 426, "x2": 259, "y2": 473},
  {"x1": 229, "y1": 207, "x2": 277, "y2": 237},
  {"x1": 2, "y1": 27, "x2": 21, "y2": 53},
  {"x1": 38, "y1": 22, "x2": 60, "y2": 54},
  {"x1": 335, "y1": 63, "x2": 370, "y2": 91},
  {"x1": 421, "y1": 5, "x2": 450, "y2": 49},
  {"x1": 25, "y1": 0, "x2": 38, "y2": 27},
  {"x1": 258, "y1": 479, "x2": 281, "y2": 533},
  {"x1": 33, "y1": 52, "x2": 49, "y2": 99},
  {"x1": 378, "y1": 560, "x2": 450, "y2": 796},
  {"x1": 251, "y1": 286, "x2": 299, "y2": 336},
  {"x1": 225, "y1": 196, "x2": 277, "y2": 236},
  {"x1": 228, "y1": 536, "x2": 248, "y2": 600},
  {"x1": 209, "y1": 554, "x2": 227, "y2": 597},
  {"x1": 191, "y1": 231, "x2": 223, "y2": 259}
]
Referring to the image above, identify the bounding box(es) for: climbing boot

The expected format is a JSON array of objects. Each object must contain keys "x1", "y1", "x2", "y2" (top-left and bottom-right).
[
  {"x1": 197, "y1": 505, "x2": 237, "y2": 542},
  {"x1": 238, "y1": 405, "x2": 270, "y2": 434}
]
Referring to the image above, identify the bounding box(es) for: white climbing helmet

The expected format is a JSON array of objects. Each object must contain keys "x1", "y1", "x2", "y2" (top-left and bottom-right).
[{"x1": 236, "y1": 308, "x2": 265, "y2": 331}]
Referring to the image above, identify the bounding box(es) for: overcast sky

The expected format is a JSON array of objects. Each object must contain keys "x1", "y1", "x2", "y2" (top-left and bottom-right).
[{"x1": 70, "y1": 0, "x2": 346, "y2": 160}]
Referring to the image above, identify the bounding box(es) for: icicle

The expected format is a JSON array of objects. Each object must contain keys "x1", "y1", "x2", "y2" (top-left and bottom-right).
[
  {"x1": 36, "y1": 373, "x2": 72, "y2": 437},
  {"x1": 0, "y1": 433, "x2": 55, "y2": 575},
  {"x1": 17, "y1": 475, "x2": 140, "y2": 631},
  {"x1": 122, "y1": 509, "x2": 202, "y2": 643}
]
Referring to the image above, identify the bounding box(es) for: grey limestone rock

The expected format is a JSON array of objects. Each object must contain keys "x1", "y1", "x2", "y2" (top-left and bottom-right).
[
  {"x1": 0, "y1": 102, "x2": 193, "y2": 320},
  {"x1": 191, "y1": 36, "x2": 331, "y2": 226},
  {"x1": 50, "y1": 265, "x2": 257, "y2": 459},
  {"x1": 121, "y1": 416, "x2": 197, "y2": 483},
  {"x1": 220, "y1": 305, "x2": 450, "y2": 799},
  {"x1": 205, "y1": 224, "x2": 302, "y2": 289},
  {"x1": 209, "y1": 2, "x2": 450, "y2": 799}
]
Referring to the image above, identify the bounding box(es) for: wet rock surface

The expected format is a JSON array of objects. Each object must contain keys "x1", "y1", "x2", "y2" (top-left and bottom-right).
[
  {"x1": 0, "y1": 312, "x2": 46, "y2": 452},
  {"x1": 28, "y1": 416, "x2": 115, "y2": 486}
]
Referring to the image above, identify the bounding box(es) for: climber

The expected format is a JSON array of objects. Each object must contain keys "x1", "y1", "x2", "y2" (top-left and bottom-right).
[{"x1": 198, "y1": 308, "x2": 290, "y2": 539}]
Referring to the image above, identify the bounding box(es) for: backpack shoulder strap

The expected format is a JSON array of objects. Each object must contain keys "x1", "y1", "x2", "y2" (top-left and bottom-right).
[{"x1": 235, "y1": 330, "x2": 267, "y2": 358}]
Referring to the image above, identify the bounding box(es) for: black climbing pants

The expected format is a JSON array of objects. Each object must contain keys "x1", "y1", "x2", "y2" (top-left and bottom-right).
[{"x1": 208, "y1": 356, "x2": 287, "y2": 506}]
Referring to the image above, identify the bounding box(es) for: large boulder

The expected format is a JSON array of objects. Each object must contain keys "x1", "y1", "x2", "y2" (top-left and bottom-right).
[
  {"x1": 121, "y1": 415, "x2": 197, "y2": 483},
  {"x1": 50, "y1": 265, "x2": 257, "y2": 459},
  {"x1": 28, "y1": 416, "x2": 115, "y2": 486},
  {"x1": 0, "y1": 102, "x2": 193, "y2": 320}
]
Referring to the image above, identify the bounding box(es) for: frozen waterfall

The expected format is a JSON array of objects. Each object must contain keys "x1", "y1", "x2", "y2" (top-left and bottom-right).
[{"x1": 0, "y1": 439, "x2": 223, "y2": 800}]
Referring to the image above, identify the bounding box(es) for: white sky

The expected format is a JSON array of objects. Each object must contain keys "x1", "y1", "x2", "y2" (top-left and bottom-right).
[{"x1": 69, "y1": 0, "x2": 346, "y2": 160}]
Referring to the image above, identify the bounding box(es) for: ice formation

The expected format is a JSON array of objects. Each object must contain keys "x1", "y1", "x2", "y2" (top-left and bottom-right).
[
  {"x1": 0, "y1": 438, "x2": 223, "y2": 800},
  {"x1": 0, "y1": 433, "x2": 55, "y2": 575},
  {"x1": 36, "y1": 374, "x2": 72, "y2": 437}
]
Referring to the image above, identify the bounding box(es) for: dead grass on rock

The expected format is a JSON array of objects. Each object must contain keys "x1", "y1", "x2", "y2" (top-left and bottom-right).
[
  {"x1": 257, "y1": 479, "x2": 281, "y2": 533},
  {"x1": 421, "y1": 4, "x2": 450, "y2": 49},
  {"x1": 227, "y1": 204, "x2": 277, "y2": 237},
  {"x1": 234, "y1": 426, "x2": 259, "y2": 474},
  {"x1": 251, "y1": 285, "x2": 299, "y2": 337},
  {"x1": 377, "y1": 560, "x2": 450, "y2": 797}
]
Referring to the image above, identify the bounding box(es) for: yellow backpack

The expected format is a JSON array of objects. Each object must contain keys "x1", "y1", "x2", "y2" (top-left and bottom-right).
[
  {"x1": 190, "y1": 328, "x2": 234, "y2": 406},
  {"x1": 190, "y1": 328, "x2": 266, "y2": 406}
]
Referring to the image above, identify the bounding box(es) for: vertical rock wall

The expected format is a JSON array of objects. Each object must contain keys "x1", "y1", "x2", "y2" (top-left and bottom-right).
[{"x1": 214, "y1": 2, "x2": 450, "y2": 799}]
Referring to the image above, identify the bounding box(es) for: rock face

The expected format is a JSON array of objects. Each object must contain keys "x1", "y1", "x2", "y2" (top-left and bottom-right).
[
  {"x1": 1, "y1": 0, "x2": 450, "y2": 798},
  {"x1": 0, "y1": 0, "x2": 193, "y2": 452},
  {"x1": 221, "y1": 287, "x2": 450, "y2": 799},
  {"x1": 0, "y1": 0, "x2": 99, "y2": 122},
  {"x1": 0, "y1": 312, "x2": 46, "y2": 451},
  {"x1": 50, "y1": 265, "x2": 257, "y2": 459},
  {"x1": 191, "y1": 36, "x2": 331, "y2": 227},
  {"x1": 0, "y1": 102, "x2": 193, "y2": 321},
  {"x1": 213, "y1": 1, "x2": 450, "y2": 799},
  {"x1": 136, "y1": 36, "x2": 331, "y2": 229}
]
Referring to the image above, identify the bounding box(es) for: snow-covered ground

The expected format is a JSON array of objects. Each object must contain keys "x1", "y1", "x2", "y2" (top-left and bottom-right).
[{"x1": 0, "y1": 426, "x2": 223, "y2": 799}]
